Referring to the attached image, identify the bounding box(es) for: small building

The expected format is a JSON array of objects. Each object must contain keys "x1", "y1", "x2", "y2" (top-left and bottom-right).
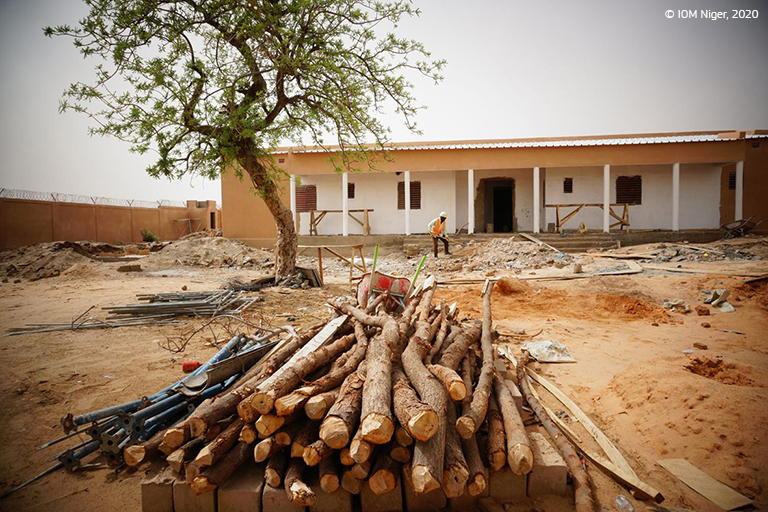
[{"x1": 221, "y1": 130, "x2": 767, "y2": 246}]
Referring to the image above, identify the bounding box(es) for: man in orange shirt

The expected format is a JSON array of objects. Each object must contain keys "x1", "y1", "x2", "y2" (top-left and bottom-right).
[{"x1": 428, "y1": 211, "x2": 450, "y2": 258}]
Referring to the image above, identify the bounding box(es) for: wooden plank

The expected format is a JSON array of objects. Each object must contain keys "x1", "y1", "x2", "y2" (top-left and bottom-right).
[
  {"x1": 519, "y1": 233, "x2": 560, "y2": 253},
  {"x1": 657, "y1": 459, "x2": 752, "y2": 510},
  {"x1": 257, "y1": 314, "x2": 348, "y2": 391},
  {"x1": 641, "y1": 265, "x2": 766, "y2": 277}
]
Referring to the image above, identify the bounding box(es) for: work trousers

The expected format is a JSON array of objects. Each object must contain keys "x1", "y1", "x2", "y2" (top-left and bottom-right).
[{"x1": 432, "y1": 235, "x2": 450, "y2": 257}]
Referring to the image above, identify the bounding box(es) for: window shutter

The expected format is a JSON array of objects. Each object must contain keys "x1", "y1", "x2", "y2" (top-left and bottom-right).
[
  {"x1": 295, "y1": 185, "x2": 317, "y2": 212},
  {"x1": 348, "y1": 182, "x2": 355, "y2": 199},
  {"x1": 397, "y1": 181, "x2": 421, "y2": 210},
  {"x1": 563, "y1": 178, "x2": 573, "y2": 194},
  {"x1": 397, "y1": 182, "x2": 405, "y2": 210},
  {"x1": 616, "y1": 176, "x2": 642, "y2": 205},
  {"x1": 729, "y1": 171, "x2": 736, "y2": 190}
]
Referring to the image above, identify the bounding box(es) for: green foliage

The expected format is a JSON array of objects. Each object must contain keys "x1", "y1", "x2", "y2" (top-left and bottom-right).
[
  {"x1": 140, "y1": 228, "x2": 159, "y2": 242},
  {"x1": 46, "y1": 0, "x2": 445, "y2": 188}
]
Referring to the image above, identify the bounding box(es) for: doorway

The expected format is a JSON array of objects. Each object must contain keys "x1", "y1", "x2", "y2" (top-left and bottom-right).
[{"x1": 479, "y1": 178, "x2": 515, "y2": 232}]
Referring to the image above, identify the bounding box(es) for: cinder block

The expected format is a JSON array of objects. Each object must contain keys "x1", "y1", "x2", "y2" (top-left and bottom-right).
[
  {"x1": 141, "y1": 466, "x2": 175, "y2": 512},
  {"x1": 360, "y1": 479, "x2": 403, "y2": 512},
  {"x1": 488, "y1": 466, "x2": 526, "y2": 502},
  {"x1": 173, "y1": 478, "x2": 216, "y2": 512},
  {"x1": 310, "y1": 469, "x2": 354, "y2": 512},
  {"x1": 262, "y1": 481, "x2": 305, "y2": 512},
  {"x1": 504, "y1": 379, "x2": 523, "y2": 415},
  {"x1": 527, "y1": 432, "x2": 568, "y2": 497},
  {"x1": 448, "y1": 469, "x2": 489, "y2": 511},
  {"x1": 402, "y1": 466, "x2": 447, "y2": 512},
  {"x1": 494, "y1": 358, "x2": 517, "y2": 385},
  {"x1": 218, "y1": 460, "x2": 265, "y2": 512}
]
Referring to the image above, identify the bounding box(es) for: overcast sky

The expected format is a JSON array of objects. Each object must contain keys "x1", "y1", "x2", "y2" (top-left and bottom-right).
[{"x1": 0, "y1": 0, "x2": 766, "y2": 204}]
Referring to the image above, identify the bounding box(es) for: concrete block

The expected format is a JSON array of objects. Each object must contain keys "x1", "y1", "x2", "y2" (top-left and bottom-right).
[
  {"x1": 360, "y1": 479, "x2": 403, "y2": 512},
  {"x1": 141, "y1": 466, "x2": 175, "y2": 512},
  {"x1": 527, "y1": 431, "x2": 568, "y2": 497},
  {"x1": 262, "y1": 481, "x2": 305, "y2": 512},
  {"x1": 218, "y1": 460, "x2": 265, "y2": 512},
  {"x1": 402, "y1": 466, "x2": 446, "y2": 512},
  {"x1": 478, "y1": 496, "x2": 505, "y2": 512},
  {"x1": 488, "y1": 466, "x2": 526, "y2": 503},
  {"x1": 173, "y1": 478, "x2": 216, "y2": 512},
  {"x1": 504, "y1": 379, "x2": 523, "y2": 416},
  {"x1": 448, "y1": 469, "x2": 489, "y2": 511},
  {"x1": 310, "y1": 486, "x2": 353, "y2": 512}
]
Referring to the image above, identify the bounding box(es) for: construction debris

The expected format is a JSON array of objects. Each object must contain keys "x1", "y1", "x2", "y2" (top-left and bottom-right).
[{"x1": 103, "y1": 290, "x2": 260, "y2": 319}]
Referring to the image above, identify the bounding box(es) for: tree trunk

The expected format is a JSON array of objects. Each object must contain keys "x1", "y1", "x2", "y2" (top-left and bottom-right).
[
  {"x1": 265, "y1": 448, "x2": 289, "y2": 488},
  {"x1": 369, "y1": 453, "x2": 400, "y2": 495},
  {"x1": 517, "y1": 352, "x2": 597, "y2": 512},
  {"x1": 493, "y1": 371, "x2": 533, "y2": 475},
  {"x1": 487, "y1": 395, "x2": 507, "y2": 471},
  {"x1": 240, "y1": 148, "x2": 297, "y2": 280},
  {"x1": 193, "y1": 419, "x2": 244, "y2": 469},
  {"x1": 392, "y1": 368, "x2": 438, "y2": 442},
  {"x1": 255, "y1": 436, "x2": 281, "y2": 463},
  {"x1": 305, "y1": 387, "x2": 340, "y2": 420},
  {"x1": 427, "y1": 363, "x2": 467, "y2": 401},
  {"x1": 443, "y1": 402, "x2": 470, "y2": 498},
  {"x1": 303, "y1": 438, "x2": 333, "y2": 466},
  {"x1": 192, "y1": 441, "x2": 250, "y2": 495},
  {"x1": 460, "y1": 355, "x2": 487, "y2": 497},
  {"x1": 319, "y1": 456, "x2": 340, "y2": 493},
  {"x1": 284, "y1": 458, "x2": 315, "y2": 506},
  {"x1": 291, "y1": 421, "x2": 320, "y2": 458},
  {"x1": 124, "y1": 427, "x2": 167, "y2": 467},
  {"x1": 319, "y1": 367, "x2": 365, "y2": 449},
  {"x1": 167, "y1": 437, "x2": 206, "y2": 474}
]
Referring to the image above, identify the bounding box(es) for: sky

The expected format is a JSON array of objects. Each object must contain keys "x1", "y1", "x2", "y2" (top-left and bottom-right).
[{"x1": 0, "y1": 0, "x2": 766, "y2": 204}]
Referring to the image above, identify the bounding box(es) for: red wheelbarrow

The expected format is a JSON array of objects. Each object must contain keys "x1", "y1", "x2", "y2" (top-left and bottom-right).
[
  {"x1": 355, "y1": 246, "x2": 426, "y2": 313},
  {"x1": 720, "y1": 216, "x2": 765, "y2": 239}
]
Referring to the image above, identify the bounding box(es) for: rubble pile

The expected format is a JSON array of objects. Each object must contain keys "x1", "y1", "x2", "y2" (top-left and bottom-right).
[{"x1": 651, "y1": 243, "x2": 760, "y2": 263}]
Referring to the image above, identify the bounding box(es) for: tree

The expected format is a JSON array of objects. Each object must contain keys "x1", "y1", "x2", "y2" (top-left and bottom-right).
[{"x1": 47, "y1": 0, "x2": 443, "y2": 278}]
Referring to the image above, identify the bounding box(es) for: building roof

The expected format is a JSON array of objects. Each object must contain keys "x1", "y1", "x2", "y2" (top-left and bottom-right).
[{"x1": 281, "y1": 130, "x2": 768, "y2": 154}]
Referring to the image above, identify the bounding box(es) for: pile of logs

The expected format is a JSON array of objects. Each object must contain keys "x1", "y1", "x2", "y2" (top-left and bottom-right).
[{"x1": 124, "y1": 277, "x2": 596, "y2": 511}]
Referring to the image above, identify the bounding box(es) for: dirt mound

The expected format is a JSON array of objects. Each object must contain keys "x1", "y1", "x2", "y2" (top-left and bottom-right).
[
  {"x1": 732, "y1": 279, "x2": 768, "y2": 311},
  {"x1": 594, "y1": 294, "x2": 671, "y2": 323},
  {"x1": 495, "y1": 277, "x2": 533, "y2": 296},
  {"x1": 0, "y1": 242, "x2": 94, "y2": 281},
  {"x1": 145, "y1": 236, "x2": 273, "y2": 268},
  {"x1": 454, "y1": 238, "x2": 572, "y2": 271},
  {"x1": 685, "y1": 357, "x2": 759, "y2": 387}
]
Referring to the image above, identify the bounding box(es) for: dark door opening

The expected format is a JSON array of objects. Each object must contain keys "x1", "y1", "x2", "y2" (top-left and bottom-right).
[
  {"x1": 493, "y1": 186, "x2": 514, "y2": 232},
  {"x1": 210, "y1": 212, "x2": 216, "y2": 230},
  {"x1": 480, "y1": 178, "x2": 515, "y2": 232}
]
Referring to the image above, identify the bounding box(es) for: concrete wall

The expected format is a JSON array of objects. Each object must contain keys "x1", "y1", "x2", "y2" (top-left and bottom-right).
[
  {"x1": 0, "y1": 198, "x2": 220, "y2": 250},
  {"x1": 544, "y1": 164, "x2": 721, "y2": 230},
  {"x1": 221, "y1": 172, "x2": 286, "y2": 246},
  {"x1": 744, "y1": 139, "x2": 768, "y2": 233},
  {"x1": 296, "y1": 171, "x2": 457, "y2": 235}
]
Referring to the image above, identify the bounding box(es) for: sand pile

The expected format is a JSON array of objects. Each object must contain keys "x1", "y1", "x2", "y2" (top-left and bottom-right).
[
  {"x1": 0, "y1": 242, "x2": 95, "y2": 281},
  {"x1": 145, "y1": 235, "x2": 273, "y2": 268}
]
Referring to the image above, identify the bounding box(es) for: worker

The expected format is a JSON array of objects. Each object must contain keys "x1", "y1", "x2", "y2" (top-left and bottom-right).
[{"x1": 428, "y1": 211, "x2": 451, "y2": 258}]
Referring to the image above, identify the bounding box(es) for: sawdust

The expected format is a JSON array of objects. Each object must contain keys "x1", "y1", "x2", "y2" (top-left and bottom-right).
[{"x1": 685, "y1": 357, "x2": 759, "y2": 387}]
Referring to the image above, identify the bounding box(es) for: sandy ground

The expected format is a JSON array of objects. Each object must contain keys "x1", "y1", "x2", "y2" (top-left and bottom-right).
[{"x1": 0, "y1": 238, "x2": 766, "y2": 512}]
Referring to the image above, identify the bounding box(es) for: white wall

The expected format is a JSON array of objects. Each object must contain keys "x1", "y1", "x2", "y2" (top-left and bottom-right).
[
  {"x1": 544, "y1": 164, "x2": 721, "y2": 230},
  {"x1": 455, "y1": 170, "x2": 468, "y2": 231},
  {"x1": 297, "y1": 171, "x2": 457, "y2": 235}
]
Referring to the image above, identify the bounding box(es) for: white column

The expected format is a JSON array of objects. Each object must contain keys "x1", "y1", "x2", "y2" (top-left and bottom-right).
[
  {"x1": 603, "y1": 164, "x2": 610, "y2": 233},
  {"x1": 533, "y1": 167, "x2": 541, "y2": 234},
  {"x1": 468, "y1": 168, "x2": 475, "y2": 234},
  {"x1": 672, "y1": 163, "x2": 680, "y2": 231},
  {"x1": 289, "y1": 175, "x2": 297, "y2": 230},
  {"x1": 342, "y1": 171, "x2": 349, "y2": 236},
  {"x1": 735, "y1": 161, "x2": 744, "y2": 220},
  {"x1": 404, "y1": 171, "x2": 411, "y2": 235}
]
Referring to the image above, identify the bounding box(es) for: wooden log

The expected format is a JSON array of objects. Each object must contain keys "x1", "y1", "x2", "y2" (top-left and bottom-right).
[
  {"x1": 291, "y1": 421, "x2": 320, "y2": 458},
  {"x1": 166, "y1": 437, "x2": 206, "y2": 474},
  {"x1": 339, "y1": 447, "x2": 355, "y2": 466},
  {"x1": 319, "y1": 368, "x2": 365, "y2": 449},
  {"x1": 274, "y1": 421, "x2": 303, "y2": 447},
  {"x1": 303, "y1": 438, "x2": 333, "y2": 466},
  {"x1": 265, "y1": 448, "x2": 289, "y2": 488},
  {"x1": 319, "y1": 455, "x2": 340, "y2": 493},
  {"x1": 392, "y1": 367, "x2": 438, "y2": 442},
  {"x1": 359, "y1": 327, "x2": 398, "y2": 444},
  {"x1": 253, "y1": 332, "x2": 357, "y2": 415},
  {"x1": 255, "y1": 436, "x2": 281, "y2": 463},
  {"x1": 425, "y1": 304, "x2": 449, "y2": 363},
  {"x1": 350, "y1": 459, "x2": 372, "y2": 479},
  {"x1": 457, "y1": 283, "x2": 495, "y2": 439},
  {"x1": 437, "y1": 325, "x2": 481, "y2": 371},
  {"x1": 305, "y1": 387, "x2": 340, "y2": 420},
  {"x1": 390, "y1": 444, "x2": 412, "y2": 464},
  {"x1": 161, "y1": 423, "x2": 190, "y2": 454},
  {"x1": 460, "y1": 355, "x2": 488, "y2": 497},
  {"x1": 191, "y1": 441, "x2": 250, "y2": 495},
  {"x1": 188, "y1": 322, "x2": 324, "y2": 437},
  {"x1": 350, "y1": 426, "x2": 374, "y2": 464},
  {"x1": 255, "y1": 410, "x2": 300, "y2": 438},
  {"x1": 193, "y1": 419, "x2": 244, "y2": 469},
  {"x1": 487, "y1": 395, "x2": 507, "y2": 471},
  {"x1": 285, "y1": 458, "x2": 316, "y2": 506},
  {"x1": 443, "y1": 403, "x2": 470, "y2": 498},
  {"x1": 395, "y1": 425, "x2": 413, "y2": 447},
  {"x1": 401, "y1": 282, "x2": 446, "y2": 495},
  {"x1": 427, "y1": 363, "x2": 467, "y2": 401},
  {"x1": 275, "y1": 321, "x2": 370, "y2": 417},
  {"x1": 124, "y1": 427, "x2": 166, "y2": 467},
  {"x1": 493, "y1": 370, "x2": 533, "y2": 475},
  {"x1": 239, "y1": 423, "x2": 258, "y2": 444},
  {"x1": 369, "y1": 453, "x2": 401, "y2": 495},
  {"x1": 341, "y1": 467, "x2": 364, "y2": 495},
  {"x1": 204, "y1": 423, "x2": 222, "y2": 441},
  {"x1": 517, "y1": 352, "x2": 596, "y2": 512}
]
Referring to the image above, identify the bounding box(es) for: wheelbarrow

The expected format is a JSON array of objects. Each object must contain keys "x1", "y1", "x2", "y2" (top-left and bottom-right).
[
  {"x1": 720, "y1": 216, "x2": 765, "y2": 239},
  {"x1": 356, "y1": 246, "x2": 427, "y2": 313}
]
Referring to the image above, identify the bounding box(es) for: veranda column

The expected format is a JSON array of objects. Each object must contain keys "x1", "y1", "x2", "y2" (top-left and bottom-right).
[
  {"x1": 342, "y1": 171, "x2": 349, "y2": 237},
  {"x1": 603, "y1": 164, "x2": 610, "y2": 233},
  {"x1": 468, "y1": 168, "x2": 475, "y2": 234},
  {"x1": 404, "y1": 171, "x2": 411, "y2": 235},
  {"x1": 533, "y1": 167, "x2": 540, "y2": 233},
  {"x1": 289, "y1": 175, "x2": 297, "y2": 231},
  {"x1": 735, "y1": 161, "x2": 744, "y2": 220},
  {"x1": 672, "y1": 163, "x2": 680, "y2": 231}
]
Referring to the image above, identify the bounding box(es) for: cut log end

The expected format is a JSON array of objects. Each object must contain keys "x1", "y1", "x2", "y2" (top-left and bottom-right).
[
  {"x1": 254, "y1": 438, "x2": 277, "y2": 463},
  {"x1": 468, "y1": 473, "x2": 487, "y2": 497},
  {"x1": 287, "y1": 480, "x2": 316, "y2": 506},
  {"x1": 185, "y1": 462, "x2": 202, "y2": 482},
  {"x1": 303, "y1": 447, "x2": 323, "y2": 467},
  {"x1": 188, "y1": 418, "x2": 208, "y2": 438},
  {"x1": 191, "y1": 476, "x2": 216, "y2": 495},
  {"x1": 448, "y1": 381, "x2": 467, "y2": 401},
  {"x1": 255, "y1": 414, "x2": 285, "y2": 438},
  {"x1": 395, "y1": 426, "x2": 413, "y2": 447},
  {"x1": 305, "y1": 396, "x2": 332, "y2": 420},
  {"x1": 455, "y1": 415, "x2": 477, "y2": 439},
  {"x1": 369, "y1": 469, "x2": 396, "y2": 495},
  {"x1": 274, "y1": 432, "x2": 291, "y2": 447},
  {"x1": 275, "y1": 392, "x2": 308, "y2": 417},
  {"x1": 390, "y1": 445, "x2": 411, "y2": 463},
  {"x1": 265, "y1": 468, "x2": 281, "y2": 488},
  {"x1": 162, "y1": 425, "x2": 189, "y2": 452},
  {"x1": 411, "y1": 464, "x2": 441, "y2": 495},
  {"x1": 509, "y1": 444, "x2": 534, "y2": 475},
  {"x1": 319, "y1": 417, "x2": 351, "y2": 449},
  {"x1": 408, "y1": 410, "x2": 439, "y2": 442},
  {"x1": 350, "y1": 438, "x2": 373, "y2": 464},
  {"x1": 320, "y1": 473, "x2": 340, "y2": 493},
  {"x1": 166, "y1": 449, "x2": 185, "y2": 473},
  {"x1": 443, "y1": 465, "x2": 470, "y2": 498},
  {"x1": 341, "y1": 470, "x2": 364, "y2": 495},
  {"x1": 361, "y1": 413, "x2": 395, "y2": 445},
  {"x1": 340, "y1": 448, "x2": 355, "y2": 466},
  {"x1": 252, "y1": 392, "x2": 276, "y2": 415},
  {"x1": 237, "y1": 398, "x2": 258, "y2": 423},
  {"x1": 123, "y1": 446, "x2": 144, "y2": 467},
  {"x1": 489, "y1": 452, "x2": 507, "y2": 472}
]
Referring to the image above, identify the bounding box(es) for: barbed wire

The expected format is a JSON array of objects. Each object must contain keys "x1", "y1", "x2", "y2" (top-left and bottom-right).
[{"x1": 0, "y1": 188, "x2": 190, "y2": 209}]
